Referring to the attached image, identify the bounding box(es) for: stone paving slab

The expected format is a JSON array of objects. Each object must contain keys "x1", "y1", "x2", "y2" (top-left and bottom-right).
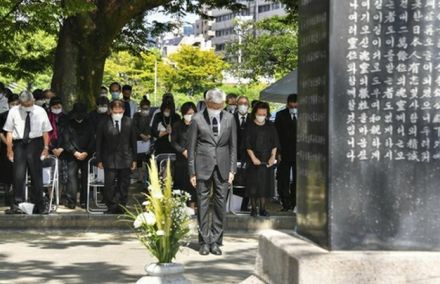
[{"x1": 0, "y1": 232, "x2": 258, "y2": 284}]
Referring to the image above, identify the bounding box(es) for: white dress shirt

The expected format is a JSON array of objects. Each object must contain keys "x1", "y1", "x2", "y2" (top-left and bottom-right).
[
  {"x1": 113, "y1": 119, "x2": 121, "y2": 132},
  {"x1": 3, "y1": 105, "x2": 52, "y2": 140},
  {"x1": 209, "y1": 113, "x2": 221, "y2": 136}
]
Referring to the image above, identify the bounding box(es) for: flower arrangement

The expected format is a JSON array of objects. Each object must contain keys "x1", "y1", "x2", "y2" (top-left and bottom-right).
[{"x1": 124, "y1": 157, "x2": 191, "y2": 263}]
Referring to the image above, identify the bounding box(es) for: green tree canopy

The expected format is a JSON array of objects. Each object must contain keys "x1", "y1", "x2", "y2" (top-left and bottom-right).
[
  {"x1": 226, "y1": 16, "x2": 298, "y2": 82},
  {"x1": 164, "y1": 45, "x2": 228, "y2": 96}
]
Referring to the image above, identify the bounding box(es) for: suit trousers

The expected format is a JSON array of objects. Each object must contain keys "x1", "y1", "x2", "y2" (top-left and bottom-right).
[
  {"x1": 197, "y1": 166, "x2": 229, "y2": 245},
  {"x1": 277, "y1": 159, "x2": 296, "y2": 209},
  {"x1": 65, "y1": 158, "x2": 89, "y2": 206},
  {"x1": 12, "y1": 138, "x2": 45, "y2": 212},
  {"x1": 103, "y1": 168, "x2": 130, "y2": 212}
]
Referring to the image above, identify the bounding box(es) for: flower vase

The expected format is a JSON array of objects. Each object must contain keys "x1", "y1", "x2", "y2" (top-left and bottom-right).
[{"x1": 136, "y1": 263, "x2": 191, "y2": 284}]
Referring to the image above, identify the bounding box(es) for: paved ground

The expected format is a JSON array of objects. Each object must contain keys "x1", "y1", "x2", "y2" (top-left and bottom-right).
[{"x1": 0, "y1": 232, "x2": 258, "y2": 284}]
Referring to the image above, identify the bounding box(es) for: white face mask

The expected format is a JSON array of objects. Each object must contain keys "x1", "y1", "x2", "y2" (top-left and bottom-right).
[
  {"x1": 227, "y1": 105, "x2": 237, "y2": 112},
  {"x1": 21, "y1": 105, "x2": 34, "y2": 112},
  {"x1": 255, "y1": 115, "x2": 266, "y2": 123},
  {"x1": 238, "y1": 105, "x2": 248, "y2": 115},
  {"x1": 97, "y1": 106, "x2": 108, "y2": 114},
  {"x1": 207, "y1": 108, "x2": 222, "y2": 117},
  {"x1": 35, "y1": 100, "x2": 45, "y2": 107},
  {"x1": 112, "y1": 113, "x2": 123, "y2": 121},
  {"x1": 51, "y1": 108, "x2": 62, "y2": 114},
  {"x1": 289, "y1": 108, "x2": 298, "y2": 115},
  {"x1": 184, "y1": 114, "x2": 193, "y2": 122},
  {"x1": 163, "y1": 111, "x2": 171, "y2": 117},
  {"x1": 141, "y1": 110, "x2": 150, "y2": 116}
]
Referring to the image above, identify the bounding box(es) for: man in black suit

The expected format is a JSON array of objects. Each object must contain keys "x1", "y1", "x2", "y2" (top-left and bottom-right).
[
  {"x1": 96, "y1": 100, "x2": 137, "y2": 214},
  {"x1": 234, "y1": 96, "x2": 252, "y2": 211},
  {"x1": 275, "y1": 94, "x2": 298, "y2": 212}
]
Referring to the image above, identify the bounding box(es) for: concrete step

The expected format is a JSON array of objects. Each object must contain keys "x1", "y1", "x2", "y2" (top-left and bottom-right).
[{"x1": 0, "y1": 213, "x2": 296, "y2": 232}]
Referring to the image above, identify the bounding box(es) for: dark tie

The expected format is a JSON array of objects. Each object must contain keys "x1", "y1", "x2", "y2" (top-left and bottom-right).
[
  {"x1": 115, "y1": 120, "x2": 120, "y2": 133},
  {"x1": 23, "y1": 111, "x2": 31, "y2": 143},
  {"x1": 240, "y1": 116, "x2": 246, "y2": 127},
  {"x1": 124, "y1": 101, "x2": 131, "y2": 117},
  {"x1": 212, "y1": 117, "x2": 218, "y2": 137}
]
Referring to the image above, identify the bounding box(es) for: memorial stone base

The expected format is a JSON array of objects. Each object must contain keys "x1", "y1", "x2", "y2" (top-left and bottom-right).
[{"x1": 252, "y1": 230, "x2": 440, "y2": 284}]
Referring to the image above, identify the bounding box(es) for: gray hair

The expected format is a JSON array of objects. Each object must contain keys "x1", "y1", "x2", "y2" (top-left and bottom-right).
[
  {"x1": 19, "y1": 91, "x2": 34, "y2": 103},
  {"x1": 205, "y1": 88, "x2": 226, "y2": 104}
]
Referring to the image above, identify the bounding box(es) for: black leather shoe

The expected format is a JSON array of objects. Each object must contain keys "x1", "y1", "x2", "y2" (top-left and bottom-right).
[
  {"x1": 259, "y1": 209, "x2": 270, "y2": 217},
  {"x1": 250, "y1": 209, "x2": 258, "y2": 217},
  {"x1": 199, "y1": 244, "x2": 210, "y2": 256},
  {"x1": 210, "y1": 243, "x2": 222, "y2": 255},
  {"x1": 280, "y1": 207, "x2": 290, "y2": 212}
]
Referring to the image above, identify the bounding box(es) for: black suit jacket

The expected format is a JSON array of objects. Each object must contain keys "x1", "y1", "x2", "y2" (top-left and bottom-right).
[
  {"x1": 234, "y1": 112, "x2": 252, "y2": 161},
  {"x1": 275, "y1": 108, "x2": 297, "y2": 162},
  {"x1": 96, "y1": 115, "x2": 137, "y2": 169}
]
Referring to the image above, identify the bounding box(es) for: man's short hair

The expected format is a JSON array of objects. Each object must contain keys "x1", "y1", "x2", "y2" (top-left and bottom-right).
[
  {"x1": 110, "y1": 99, "x2": 125, "y2": 110},
  {"x1": 226, "y1": 93, "x2": 238, "y2": 100},
  {"x1": 205, "y1": 88, "x2": 226, "y2": 104},
  {"x1": 96, "y1": 96, "x2": 110, "y2": 106},
  {"x1": 19, "y1": 91, "x2": 34, "y2": 103},
  {"x1": 287, "y1": 94, "x2": 298, "y2": 103},
  {"x1": 32, "y1": 89, "x2": 44, "y2": 100},
  {"x1": 8, "y1": 94, "x2": 19, "y2": 103},
  {"x1": 122, "y1": 84, "x2": 132, "y2": 92},
  {"x1": 109, "y1": 82, "x2": 121, "y2": 91},
  {"x1": 0, "y1": 82, "x2": 5, "y2": 93},
  {"x1": 237, "y1": 95, "x2": 249, "y2": 104}
]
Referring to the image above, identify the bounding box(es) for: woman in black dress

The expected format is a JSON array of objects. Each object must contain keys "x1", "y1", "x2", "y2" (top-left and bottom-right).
[
  {"x1": 132, "y1": 97, "x2": 152, "y2": 183},
  {"x1": 151, "y1": 100, "x2": 180, "y2": 155},
  {"x1": 171, "y1": 102, "x2": 197, "y2": 209},
  {"x1": 244, "y1": 102, "x2": 279, "y2": 217}
]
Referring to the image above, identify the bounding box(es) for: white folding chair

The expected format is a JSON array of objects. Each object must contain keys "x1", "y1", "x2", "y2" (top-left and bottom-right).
[
  {"x1": 227, "y1": 161, "x2": 246, "y2": 215},
  {"x1": 86, "y1": 155, "x2": 108, "y2": 214},
  {"x1": 155, "y1": 153, "x2": 177, "y2": 181},
  {"x1": 24, "y1": 155, "x2": 59, "y2": 213}
]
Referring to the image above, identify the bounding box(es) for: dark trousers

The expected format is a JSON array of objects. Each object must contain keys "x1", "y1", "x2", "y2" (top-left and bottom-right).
[
  {"x1": 197, "y1": 166, "x2": 228, "y2": 246},
  {"x1": 103, "y1": 168, "x2": 130, "y2": 211},
  {"x1": 66, "y1": 158, "x2": 89, "y2": 206},
  {"x1": 277, "y1": 159, "x2": 296, "y2": 209},
  {"x1": 12, "y1": 138, "x2": 45, "y2": 212}
]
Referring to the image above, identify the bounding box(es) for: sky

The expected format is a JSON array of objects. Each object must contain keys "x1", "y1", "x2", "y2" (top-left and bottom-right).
[{"x1": 149, "y1": 9, "x2": 199, "y2": 25}]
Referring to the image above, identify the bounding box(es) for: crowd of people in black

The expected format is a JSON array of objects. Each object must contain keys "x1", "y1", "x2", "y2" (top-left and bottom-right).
[{"x1": 0, "y1": 81, "x2": 298, "y2": 217}]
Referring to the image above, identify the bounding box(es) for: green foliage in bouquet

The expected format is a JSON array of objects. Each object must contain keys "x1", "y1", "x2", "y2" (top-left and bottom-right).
[{"x1": 124, "y1": 157, "x2": 191, "y2": 263}]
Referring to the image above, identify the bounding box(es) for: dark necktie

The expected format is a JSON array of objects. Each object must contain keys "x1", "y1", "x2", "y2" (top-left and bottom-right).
[
  {"x1": 124, "y1": 101, "x2": 131, "y2": 117},
  {"x1": 212, "y1": 117, "x2": 218, "y2": 137},
  {"x1": 23, "y1": 111, "x2": 31, "y2": 143},
  {"x1": 240, "y1": 116, "x2": 246, "y2": 127},
  {"x1": 115, "y1": 120, "x2": 120, "y2": 133}
]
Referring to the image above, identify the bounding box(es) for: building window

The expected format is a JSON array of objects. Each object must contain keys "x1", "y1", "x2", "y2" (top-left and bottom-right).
[
  {"x1": 258, "y1": 4, "x2": 271, "y2": 13},
  {"x1": 272, "y1": 3, "x2": 280, "y2": 10},
  {"x1": 215, "y1": 44, "x2": 225, "y2": 51}
]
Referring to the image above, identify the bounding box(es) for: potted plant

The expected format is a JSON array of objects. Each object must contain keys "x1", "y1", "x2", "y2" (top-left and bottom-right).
[{"x1": 124, "y1": 157, "x2": 192, "y2": 284}]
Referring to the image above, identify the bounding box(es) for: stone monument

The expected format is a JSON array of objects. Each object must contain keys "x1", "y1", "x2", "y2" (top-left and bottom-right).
[
  {"x1": 251, "y1": 1, "x2": 440, "y2": 283},
  {"x1": 298, "y1": 0, "x2": 440, "y2": 251}
]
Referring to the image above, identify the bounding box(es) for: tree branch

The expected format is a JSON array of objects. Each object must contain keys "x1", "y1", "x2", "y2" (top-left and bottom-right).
[{"x1": 0, "y1": 0, "x2": 26, "y2": 22}]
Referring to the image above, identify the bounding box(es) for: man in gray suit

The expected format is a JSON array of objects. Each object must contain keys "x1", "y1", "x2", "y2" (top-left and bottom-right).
[{"x1": 188, "y1": 88, "x2": 237, "y2": 256}]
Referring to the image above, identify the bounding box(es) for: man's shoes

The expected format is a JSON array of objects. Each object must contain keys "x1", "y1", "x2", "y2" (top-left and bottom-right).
[
  {"x1": 5, "y1": 205, "x2": 24, "y2": 215},
  {"x1": 250, "y1": 209, "x2": 258, "y2": 217},
  {"x1": 280, "y1": 207, "x2": 291, "y2": 212},
  {"x1": 210, "y1": 243, "x2": 222, "y2": 255},
  {"x1": 199, "y1": 244, "x2": 210, "y2": 256},
  {"x1": 259, "y1": 209, "x2": 270, "y2": 217}
]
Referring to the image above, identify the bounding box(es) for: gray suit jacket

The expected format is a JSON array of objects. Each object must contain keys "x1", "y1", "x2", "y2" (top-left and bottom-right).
[{"x1": 188, "y1": 109, "x2": 237, "y2": 181}]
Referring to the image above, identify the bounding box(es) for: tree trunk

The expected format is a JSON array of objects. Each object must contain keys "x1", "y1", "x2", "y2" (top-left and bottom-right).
[{"x1": 51, "y1": 18, "x2": 109, "y2": 110}]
